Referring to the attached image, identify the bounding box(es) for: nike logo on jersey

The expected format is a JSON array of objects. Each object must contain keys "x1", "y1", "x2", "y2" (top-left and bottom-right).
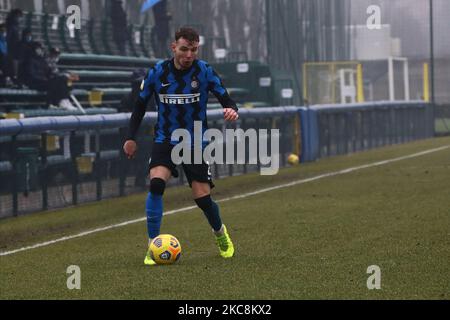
[{"x1": 161, "y1": 83, "x2": 171, "y2": 87}]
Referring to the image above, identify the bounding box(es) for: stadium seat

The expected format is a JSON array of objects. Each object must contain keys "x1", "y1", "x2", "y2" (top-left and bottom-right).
[
  {"x1": 0, "y1": 8, "x2": 276, "y2": 117},
  {"x1": 0, "y1": 160, "x2": 12, "y2": 173},
  {"x1": 0, "y1": 88, "x2": 88, "y2": 108},
  {"x1": 208, "y1": 88, "x2": 249, "y2": 104},
  {"x1": 89, "y1": 19, "x2": 110, "y2": 55},
  {"x1": 0, "y1": 9, "x2": 7, "y2": 21},
  {"x1": 212, "y1": 61, "x2": 275, "y2": 107},
  {"x1": 139, "y1": 25, "x2": 153, "y2": 58},
  {"x1": 42, "y1": 13, "x2": 66, "y2": 51},
  {"x1": 67, "y1": 70, "x2": 132, "y2": 90},
  {"x1": 77, "y1": 18, "x2": 94, "y2": 54},
  {"x1": 103, "y1": 19, "x2": 136, "y2": 56},
  {"x1": 128, "y1": 24, "x2": 148, "y2": 57},
  {"x1": 58, "y1": 53, "x2": 156, "y2": 70},
  {"x1": 10, "y1": 107, "x2": 117, "y2": 118},
  {"x1": 24, "y1": 11, "x2": 45, "y2": 44}
]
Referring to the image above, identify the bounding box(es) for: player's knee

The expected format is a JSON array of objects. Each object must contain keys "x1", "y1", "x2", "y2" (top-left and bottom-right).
[
  {"x1": 194, "y1": 194, "x2": 212, "y2": 211},
  {"x1": 192, "y1": 181, "x2": 211, "y2": 199},
  {"x1": 149, "y1": 178, "x2": 166, "y2": 196}
]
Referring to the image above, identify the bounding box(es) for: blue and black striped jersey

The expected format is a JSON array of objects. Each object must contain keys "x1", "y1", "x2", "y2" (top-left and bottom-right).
[{"x1": 137, "y1": 58, "x2": 237, "y2": 146}]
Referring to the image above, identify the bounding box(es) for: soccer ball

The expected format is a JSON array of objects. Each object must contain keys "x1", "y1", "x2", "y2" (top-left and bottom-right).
[
  {"x1": 149, "y1": 234, "x2": 182, "y2": 265},
  {"x1": 287, "y1": 153, "x2": 300, "y2": 165}
]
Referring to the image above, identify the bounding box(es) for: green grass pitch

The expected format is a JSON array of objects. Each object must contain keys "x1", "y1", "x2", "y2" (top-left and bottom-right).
[{"x1": 1, "y1": 137, "x2": 449, "y2": 299}]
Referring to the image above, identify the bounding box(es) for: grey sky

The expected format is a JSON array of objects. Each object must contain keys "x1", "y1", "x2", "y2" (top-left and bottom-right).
[{"x1": 350, "y1": 0, "x2": 449, "y2": 58}]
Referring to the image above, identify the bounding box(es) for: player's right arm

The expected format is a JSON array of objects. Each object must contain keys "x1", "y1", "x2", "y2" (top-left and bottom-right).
[
  {"x1": 123, "y1": 67, "x2": 157, "y2": 159},
  {"x1": 205, "y1": 64, "x2": 239, "y2": 122}
]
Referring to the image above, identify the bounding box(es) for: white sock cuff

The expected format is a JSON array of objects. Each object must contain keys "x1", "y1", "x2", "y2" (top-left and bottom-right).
[{"x1": 213, "y1": 224, "x2": 225, "y2": 236}]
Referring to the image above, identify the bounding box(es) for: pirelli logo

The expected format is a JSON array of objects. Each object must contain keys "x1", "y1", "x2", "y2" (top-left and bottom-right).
[{"x1": 159, "y1": 93, "x2": 201, "y2": 105}]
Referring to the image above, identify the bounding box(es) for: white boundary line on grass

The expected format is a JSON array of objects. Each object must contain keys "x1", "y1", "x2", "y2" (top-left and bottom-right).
[{"x1": 1, "y1": 145, "x2": 449, "y2": 257}]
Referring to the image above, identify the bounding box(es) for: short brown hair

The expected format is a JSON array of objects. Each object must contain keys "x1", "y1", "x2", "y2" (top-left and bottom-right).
[{"x1": 175, "y1": 27, "x2": 199, "y2": 43}]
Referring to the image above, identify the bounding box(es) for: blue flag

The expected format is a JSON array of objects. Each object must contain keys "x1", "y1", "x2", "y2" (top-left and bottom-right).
[{"x1": 141, "y1": 0, "x2": 163, "y2": 13}]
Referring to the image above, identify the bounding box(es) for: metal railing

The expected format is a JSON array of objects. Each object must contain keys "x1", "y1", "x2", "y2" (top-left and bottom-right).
[
  {"x1": 0, "y1": 103, "x2": 434, "y2": 218},
  {"x1": 305, "y1": 101, "x2": 434, "y2": 160},
  {"x1": 0, "y1": 108, "x2": 298, "y2": 218}
]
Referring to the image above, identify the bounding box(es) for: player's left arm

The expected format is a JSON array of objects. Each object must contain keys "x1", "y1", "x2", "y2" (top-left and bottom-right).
[{"x1": 206, "y1": 65, "x2": 239, "y2": 121}]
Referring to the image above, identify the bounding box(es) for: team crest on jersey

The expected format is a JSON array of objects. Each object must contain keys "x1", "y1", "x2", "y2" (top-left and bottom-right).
[{"x1": 191, "y1": 78, "x2": 199, "y2": 89}]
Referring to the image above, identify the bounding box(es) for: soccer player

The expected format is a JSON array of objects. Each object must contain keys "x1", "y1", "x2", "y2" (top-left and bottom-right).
[{"x1": 123, "y1": 27, "x2": 239, "y2": 265}]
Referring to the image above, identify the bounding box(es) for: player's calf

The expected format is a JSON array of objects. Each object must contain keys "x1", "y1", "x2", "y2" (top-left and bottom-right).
[
  {"x1": 195, "y1": 194, "x2": 222, "y2": 232},
  {"x1": 144, "y1": 178, "x2": 167, "y2": 266},
  {"x1": 146, "y1": 177, "x2": 166, "y2": 239}
]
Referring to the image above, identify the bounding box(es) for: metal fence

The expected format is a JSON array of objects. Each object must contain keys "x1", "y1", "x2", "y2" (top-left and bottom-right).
[
  {"x1": 0, "y1": 108, "x2": 298, "y2": 218},
  {"x1": 435, "y1": 104, "x2": 450, "y2": 136},
  {"x1": 0, "y1": 103, "x2": 434, "y2": 218},
  {"x1": 309, "y1": 101, "x2": 435, "y2": 159}
]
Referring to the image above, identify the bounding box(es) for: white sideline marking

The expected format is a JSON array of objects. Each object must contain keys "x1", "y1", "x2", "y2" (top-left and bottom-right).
[{"x1": 1, "y1": 145, "x2": 448, "y2": 257}]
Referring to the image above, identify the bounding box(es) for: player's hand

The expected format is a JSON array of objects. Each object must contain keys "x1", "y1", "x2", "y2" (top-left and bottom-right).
[
  {"x1": 123, "y1": 140, "x2": 137, "y2": 159},
  {"x1": 223, "y1": 108, "x2": 239, "y2": 121}
]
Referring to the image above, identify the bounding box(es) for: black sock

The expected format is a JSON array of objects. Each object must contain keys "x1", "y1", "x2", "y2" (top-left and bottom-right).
[{"x1": 195, "y1": 195, "x2": 223, "y2": 232}]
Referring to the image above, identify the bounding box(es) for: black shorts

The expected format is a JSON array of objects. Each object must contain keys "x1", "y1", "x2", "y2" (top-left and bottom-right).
[{"x1": 148, "y1": 142, "x2": 214, "y2": 189}]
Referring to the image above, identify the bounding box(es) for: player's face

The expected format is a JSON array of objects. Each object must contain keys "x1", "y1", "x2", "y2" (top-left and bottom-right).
[{"x1": 172, "y1": 38, "x2": 199, "y2": 69}]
